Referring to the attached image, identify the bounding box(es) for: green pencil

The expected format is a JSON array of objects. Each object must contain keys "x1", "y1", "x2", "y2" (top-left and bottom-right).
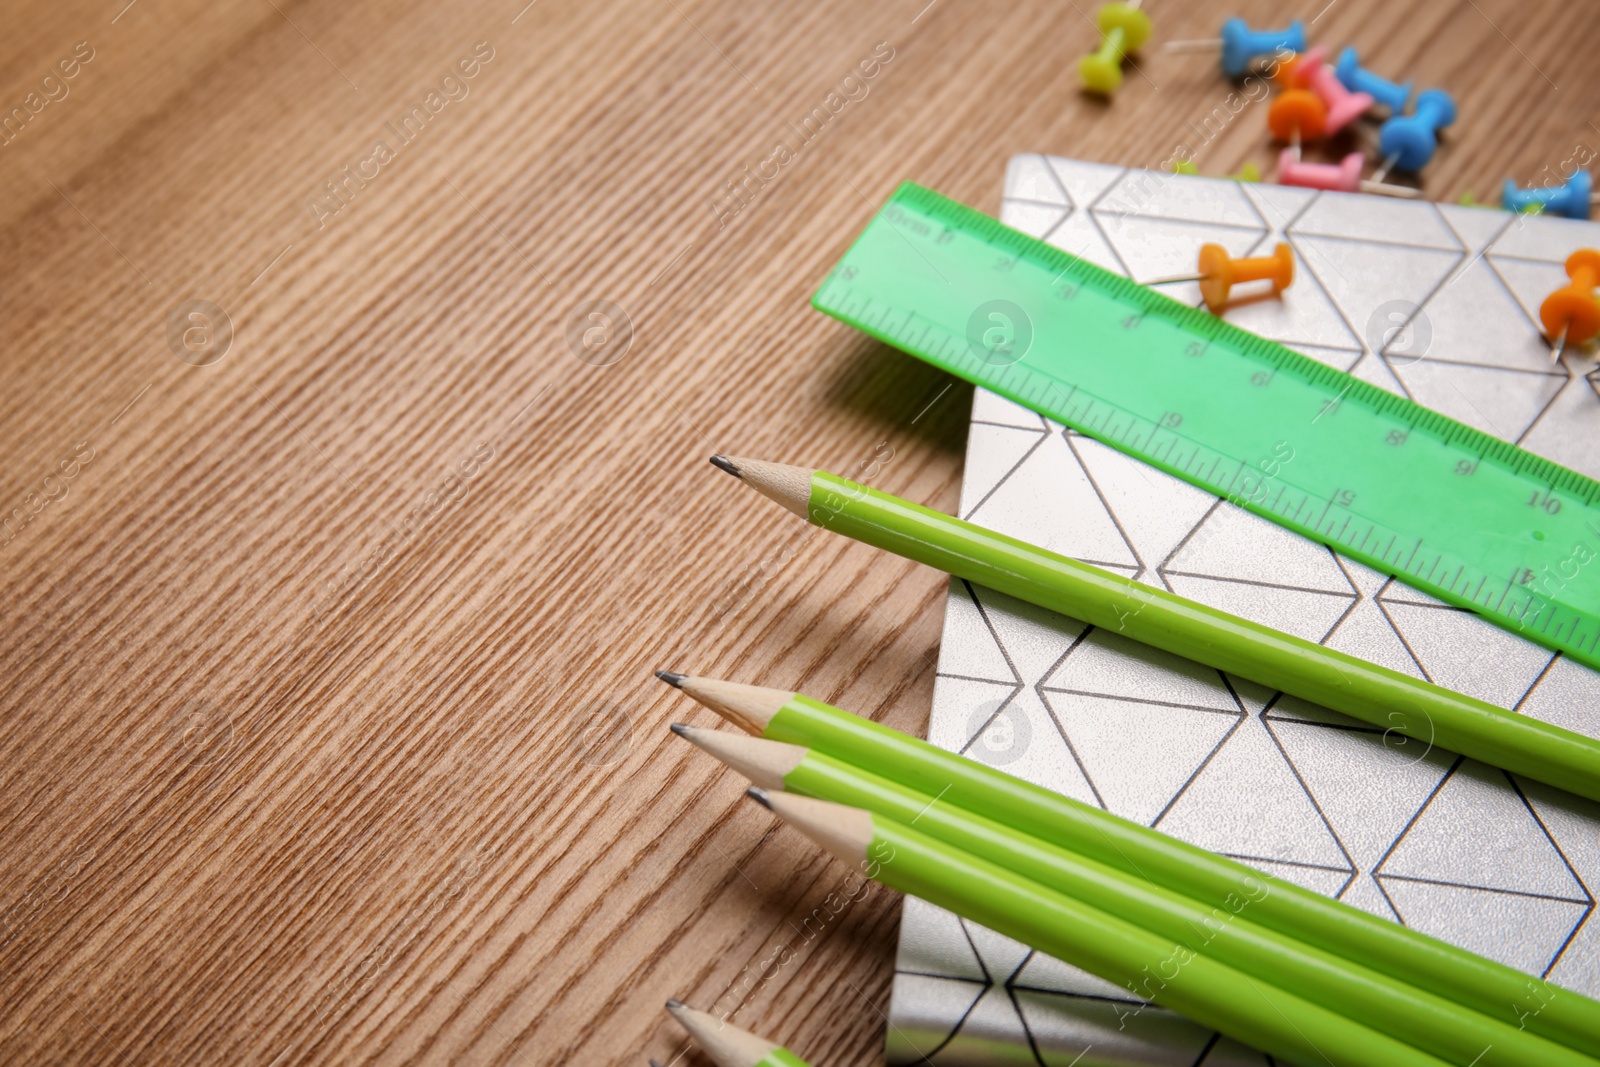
[
  {"x1": 751, "y1": 788, "x2": 1454, "y2": 1067},
  {"x1": 673, "y1": 725, "x2": 1592, "y2": 1067},
  {"x1": 657, "y1": 672, "x2": 1600, "y2": 1058},
  {"x1": 661, "y1": 1001, "x2": 810, "y2": 1067},
  {"x1": 708, "y1": 454, "x2": 1600, "y2": 805}
]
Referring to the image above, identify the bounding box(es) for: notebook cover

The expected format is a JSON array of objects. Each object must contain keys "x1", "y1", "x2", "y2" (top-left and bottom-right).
[{"x1": 884, "y1": 154, "x2": 1600, "y2": 1066}]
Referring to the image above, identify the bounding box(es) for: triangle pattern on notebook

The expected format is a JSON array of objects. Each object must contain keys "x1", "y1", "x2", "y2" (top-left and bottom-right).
[
  {"x1": 1403, "y1": 246, "x2": 1548, "y2": 372},
  {"x1": 1067, "y1": 434, "x2": 1217, "y2": 587},
  {"x1": 1290, "y1": 236, "x2": 1463, "y2": 358},
  {"x1": 1376, "y1": 761, "x2": 1588, "y2": 900},
  {"x1": 1386, "y1": 357, "x2": 1564, "y2": 443},
  {"x1": 1373, "y1": 596, "x2": 1555, "y2": 709},
  {"x1": 1043, "y1": 688, "x2": 1242, "y2": 826},
  {"x1": 1264, "y1": 713, "x2": 1455, "y2": 892},
  {"x1": 967, "y1": 431, "x2": 1140, "y2": 578},
  {"x1": 1291, "y1": 193, "x2": 1463, "y2": 249},
  {"x1": 896, "y1": 898, "x2": 989, "y2": 981},
  {"x1": 931, "y1": 581, "x2": 1019, "y2": 685},
  {"x1": 959, "y1": 422, "x2": 1047, "y2": 519},
  {"x1": 1161, "y1": 505, "x2": 1356, "y2": 643},
  {"x1": 1378, "y1": 879, "x2": 1591, "y2": 976},
  {"x1": 1154, "y1": 715, "x2": 1352, "y2": 875},
  {"x1": 1005, "y1": 153, "x2": 1071, "y2": 205},
  {"x1": 999, "y1": 201, "x2": 1069, "y2": 242},
  {"x1": 1488, "y1": 254, "x2": 1570, "y2": 330}
]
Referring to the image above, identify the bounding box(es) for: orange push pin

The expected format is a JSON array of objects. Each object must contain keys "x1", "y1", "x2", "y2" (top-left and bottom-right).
[
  {"x1": 1269, "y1": 90, "x2": 1327, "y2": 149},
  {"x1": 1148, "y1": 242, "x2": 1296, "y2": 314},
  {"x1": 1539, "y1": 249, "x2": 1600, "y2": 363},
  {"x1": 1272, "y1": 45, "x2": 1326, "y2": 89}
]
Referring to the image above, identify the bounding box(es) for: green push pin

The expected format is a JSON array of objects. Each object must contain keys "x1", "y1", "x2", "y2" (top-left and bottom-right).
[
  {"x1": 1079, "y1": 1, "x2": 1153, "y2": 95},
  {"x1": 1457, "y1": 191, "x2": 1482, "y2": 207},
  {"x1": 1229, "y1": 162, "x2": 1261, "y2": 183},
  {"x1": 1169, "y1": 159, "x2": 1200, "y2": 175}
]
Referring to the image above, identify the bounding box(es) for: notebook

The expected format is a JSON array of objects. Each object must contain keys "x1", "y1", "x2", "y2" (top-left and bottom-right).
[{"x1": 885, "y1": 154, "x2": 1600, "y2": 1066}]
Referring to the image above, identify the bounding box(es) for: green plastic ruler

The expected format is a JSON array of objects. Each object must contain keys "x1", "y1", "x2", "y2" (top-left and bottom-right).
[{"x1": 812, "y1": 182, "x2": 1600, "y2": 670}]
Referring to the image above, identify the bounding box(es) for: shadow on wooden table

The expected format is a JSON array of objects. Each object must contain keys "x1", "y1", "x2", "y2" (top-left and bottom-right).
[{"x1": 819, "y1": 335, "x2": 972, "y2": 456}]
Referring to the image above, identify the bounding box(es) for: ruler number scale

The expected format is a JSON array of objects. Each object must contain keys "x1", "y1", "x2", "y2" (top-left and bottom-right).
[{"x1": 812, "y1": 183, "x2": 1600, "y2": 669}]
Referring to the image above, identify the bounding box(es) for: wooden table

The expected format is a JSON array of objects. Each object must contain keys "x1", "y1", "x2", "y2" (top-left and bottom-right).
[{"x1": 3, "y1": 0, "x2": 1596, "y2": 1062}]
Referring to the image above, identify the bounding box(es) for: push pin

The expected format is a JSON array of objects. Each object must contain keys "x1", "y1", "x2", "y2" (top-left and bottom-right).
[
  {"x1": 1272, "y1": 45, "x2": 1327, "y2": 89},
  {"x1": 1080, "y1": 1, "x2": 1153, "y2": 94},
  {"x1": 1164, "y1": 18, "x2": 1306, "y2": 78},
  {"x1": 1147, "y1": 242, "x2": 1295, "y2": 314},
  {"x1": 1539, "y1": 249, "x2": 1600, "y2": 363},
  {"x1": 1334, "y1": 47, "x2": 1412, "y2": 114},
  {"x1": 1502, "y1": 171, "x2": 1594, "y2": 220},
  {"x1": 1169, "y1": 158, "x2": 1201, "y2": 175},
  {"x1": 1268, "y1": 89, "x2": 1328, "y2": 149},
  {"x1": 1374, "y1": 88, "x2": 1457, "y2": 178},
  {"x1": 1277, "y1": 150, "x2": 1419, "y2": 197},
  {"x1": 1302, "y1": 57, "x2": 1374, "y2": 135},
  {"x1": 1229, "y1": 162, "x2": 1262, "y2": 182}
]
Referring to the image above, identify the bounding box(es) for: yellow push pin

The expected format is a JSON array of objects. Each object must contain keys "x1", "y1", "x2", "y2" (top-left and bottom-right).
[
  {"x1": 1079, "y1": 1, "x2": 1153, "y2": 95},
  {"x1": 1147, "y1": 242, "x2": 1296, "y2": 314}
]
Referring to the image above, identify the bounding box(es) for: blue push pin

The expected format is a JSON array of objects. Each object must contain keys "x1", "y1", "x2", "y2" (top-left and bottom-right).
[
  {"x1": 1375, "y1": 88, "x2": 1456, "y2": 176},
  {"x1": 1165, "y1": 18, "x2": 1306, "y2": 79},
  {"x1": 1334, "y1": 47, "x2": 1412, "y2": 114},
  {"x1": 1502, "y1": 171, "x2": 1594, "y2": 220}
]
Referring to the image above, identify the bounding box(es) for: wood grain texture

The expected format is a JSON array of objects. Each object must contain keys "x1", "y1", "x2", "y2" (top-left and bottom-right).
[{"x1": 2, "y1": 0, "x2": 1598, "y2": 1063}]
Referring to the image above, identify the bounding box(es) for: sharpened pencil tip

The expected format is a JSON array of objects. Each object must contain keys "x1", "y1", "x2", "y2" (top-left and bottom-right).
[
  {"x1": 709, "y1": 454, "x2": 742, "y2": 478},
  {"x1": 669, "y1": 722, "x2": 691, "y2": 738},
  {"x1": 746, "y1": 786, "x2": 773, "y2": 809},
  {"x1": 654, "y1": 669, "x2": 686, "y2": 688},
  {"x1": 665, "y1": 997, "x2": 686, "y2": 1011},
  {"x1": 650, "y1": 1060, "x2": 666, "y2": 1067}
]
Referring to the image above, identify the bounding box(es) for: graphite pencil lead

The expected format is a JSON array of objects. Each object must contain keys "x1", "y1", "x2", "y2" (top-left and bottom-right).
[
  {"x1": 654, "y1": 669, "x2": 686, "y2": 688},
  {"x1": 709, "y1": 454, "x2": 743, "y2": 478},
  {"x1": 649, "y1": 1060, "x2": 665, "y2": 1067},
  {"x1": 746, "y1": 786, "x2": 773, "y2": 809},
  {"x1": 668, "y1": 722, "x2": 691, "y2": 737},
  {"x1": 665, "y1": 998, "x2": 686, "y2": 1010}
]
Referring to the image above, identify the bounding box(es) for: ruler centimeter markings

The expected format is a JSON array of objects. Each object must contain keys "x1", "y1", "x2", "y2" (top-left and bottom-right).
[{"x1": 812, "y1": 182, "x2": 1600, "y2": 670}]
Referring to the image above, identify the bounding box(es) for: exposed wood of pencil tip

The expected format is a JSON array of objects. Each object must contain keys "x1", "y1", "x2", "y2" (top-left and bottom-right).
[
  {"x1": 710, "y1": 454, "x2": 814, "y2": 519},
  {"x1": 670, "y1": 724, "x2": 806, "y2": 790},
  {"x1": 655, "y1": 672, "x2": 794, "y2": 735},
  {"x1": 750, "y1": 788, "x2": 873, "y2": 866},
  {"x1": 665, "y1": 1000, "x2": 780, "y2": 1067}
]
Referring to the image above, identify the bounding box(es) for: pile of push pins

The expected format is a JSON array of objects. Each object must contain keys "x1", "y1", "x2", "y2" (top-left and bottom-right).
[
  {"x1": 1083, "y1": 8, "x2": 1600, "y2": 218},
  {"x1": 1078, "y1": 8, "x2": 1600, "y2": 362},
  {"x1": 1081, "y1": 9, "x2": 1456, "y2": 198}
]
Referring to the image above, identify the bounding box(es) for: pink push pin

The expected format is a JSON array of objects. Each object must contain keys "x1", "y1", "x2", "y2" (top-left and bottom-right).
[
  {"x1": 1278, "y1": 149, "x2": 1419, "y2": 197},
  {"x1": 1273, "y1": 45, "x2": 1329, "y2": 90},
  {"x1": 1276, "y1": 46, "x2": 1371, "y2": 133},
  {"x1": 1306, "y1": 62, "x2": 1373, "y2": 134}
]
